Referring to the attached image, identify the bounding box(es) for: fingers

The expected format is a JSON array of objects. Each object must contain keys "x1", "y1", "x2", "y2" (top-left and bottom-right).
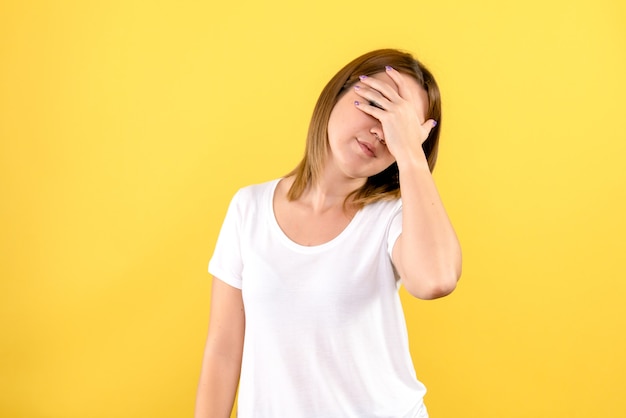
[
  {"x1": 420, "y1": 119, "x2": 438, "y2": 144},
  {"x1": 382, "y1": 65, "x2": 409, "y2": 98},
  {"x1": 353, "y1": 84, "x2": 388, "y2": 115},
  {"x1": 364, "y1": 66, "x2": 429, "y2": 125},
  {"x1": 353, "y1": 97, "x2": 385, "y2": 122},
  {"x1": 356, "y1": 74, "x2": 401, "y2": 105},
  {"x1": 353, "y1": 68, "x2": 439, "y2": 147}
]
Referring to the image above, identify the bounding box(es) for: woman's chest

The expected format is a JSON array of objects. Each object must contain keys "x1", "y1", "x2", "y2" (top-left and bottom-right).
[{"x1": 273, "y1": 203, "x2": 356, "y2": 247}]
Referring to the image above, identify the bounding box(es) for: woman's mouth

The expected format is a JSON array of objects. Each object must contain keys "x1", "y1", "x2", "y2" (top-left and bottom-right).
[{"x1": 356, "y1": 139, "x2": 376, "y2": 157}]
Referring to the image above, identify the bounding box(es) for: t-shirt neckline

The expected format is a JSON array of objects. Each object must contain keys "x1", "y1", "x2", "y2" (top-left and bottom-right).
[{"x1": 268, "y1": 178, "x2": 365, "y2": 253}]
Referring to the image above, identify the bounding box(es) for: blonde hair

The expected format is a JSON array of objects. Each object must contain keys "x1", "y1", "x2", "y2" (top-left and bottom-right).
[{"x1": 287, "y1": 48, "x2": 442, "y2": 208}]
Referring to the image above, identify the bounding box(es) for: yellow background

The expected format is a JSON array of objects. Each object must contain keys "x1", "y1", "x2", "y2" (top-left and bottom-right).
[{"x1": 1, "y1": 0, "x2": 625, "y2": 417}]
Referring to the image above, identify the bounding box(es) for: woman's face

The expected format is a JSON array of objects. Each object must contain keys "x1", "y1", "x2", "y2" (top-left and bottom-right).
[{"x1": 326, "y1": 71, "x2": 427, "y2": 181}]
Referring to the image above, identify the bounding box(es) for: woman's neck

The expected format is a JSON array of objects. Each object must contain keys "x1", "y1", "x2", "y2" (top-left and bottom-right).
[{"x1": 300, "y1": 170, "x2": 365, "y2": 214}]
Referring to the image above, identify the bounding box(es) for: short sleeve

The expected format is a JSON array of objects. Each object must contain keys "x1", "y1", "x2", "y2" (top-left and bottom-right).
[
  {"x1": 387, "y1": 199, "x2": 403, "y2": 259},
  {"x1": 208, "y1": 189, "x2": 244, "y2": 289}
]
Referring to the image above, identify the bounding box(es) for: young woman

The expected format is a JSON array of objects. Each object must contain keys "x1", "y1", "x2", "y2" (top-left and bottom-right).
[{"x1": 195, "y1": 48, "x2": 462, "y2": 418}]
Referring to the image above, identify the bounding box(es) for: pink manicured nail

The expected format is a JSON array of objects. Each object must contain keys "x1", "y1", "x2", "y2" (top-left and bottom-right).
[
  {"x1": 433, "y1": 121, "x2": 438, "y2": 127},
  {"x1": 359, "y1": 75, "x2": 368, "y2": 80},
  {"x1": 354, "y1": 100, "x2": 360, "y2": 106},
  {"x1": 354, "y1": 85, "x2": 360, "y2": 90},
  {"x1": 385, "y1": 65, "x2": 393, "y2": 71}
]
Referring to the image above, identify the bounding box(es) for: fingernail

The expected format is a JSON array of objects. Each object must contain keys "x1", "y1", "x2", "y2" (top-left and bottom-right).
[
  {"x1": 354, "y1": 100, "x2": 360, "y2": 106},
  {"x1": 359, "y1": 75, "x2": 368, "y2": 80},
  {"x1": 433, "y1": 121, "x2": 438, "y2": 127},
  {"x1": 385, "y1": 65, "x2": 393, "y2": 71},
  {"x1": 354, "y1": 85, "x2": 360, "y2": 90}
]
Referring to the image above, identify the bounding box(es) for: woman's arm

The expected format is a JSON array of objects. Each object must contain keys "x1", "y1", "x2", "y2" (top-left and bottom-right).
[
  {"x1": 392, "y1": 159, "x2": 462, "y2": 300},
  {"x1": 354, "y1": 66, "x2": 462, "y2": 299},
  {"x1": 194, "y1": 277, "x2": 245, "y2": 418}
]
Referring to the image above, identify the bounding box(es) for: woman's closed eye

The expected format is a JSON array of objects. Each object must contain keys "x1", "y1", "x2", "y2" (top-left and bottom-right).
[{"x1": 368, "y1": 100, "x2": 385, "y2": 110}]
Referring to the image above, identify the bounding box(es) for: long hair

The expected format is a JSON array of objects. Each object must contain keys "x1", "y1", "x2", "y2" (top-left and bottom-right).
[{"x1": 287, "y1": 48, "x2": 442, "y2": 207}]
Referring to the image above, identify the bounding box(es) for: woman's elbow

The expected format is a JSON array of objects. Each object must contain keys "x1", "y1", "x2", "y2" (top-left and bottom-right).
[{"x1": 403, "y1": 268, "x2": 461, "y2": 300}]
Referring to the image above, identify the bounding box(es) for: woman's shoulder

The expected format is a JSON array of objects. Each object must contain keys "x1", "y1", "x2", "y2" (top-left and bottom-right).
[
  {"x1": 229, "y1": 178, "x2": 280, "y2": 208},
  {"x1": 231, "y1": 178, "x2": 278, "y2": 198},
  {"x1": 362, "y1": 196, "x2": 402, "y2": 216}
]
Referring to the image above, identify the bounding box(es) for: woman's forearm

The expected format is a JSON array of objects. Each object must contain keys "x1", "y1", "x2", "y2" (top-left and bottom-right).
[
  {"x1": 393, "y1": 158, "x2": 462, "y2": 299},
  {"x1": 195, "y1": 278, "x2": 245, "y2": 418},
  {"x1": 194, "y1": 349, "x2": 241, "y2": 418}
]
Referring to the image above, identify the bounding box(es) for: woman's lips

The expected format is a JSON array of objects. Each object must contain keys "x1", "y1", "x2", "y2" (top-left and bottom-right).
[{"x1": 356, "y1": 139, "x2": 376, "y2": 157}]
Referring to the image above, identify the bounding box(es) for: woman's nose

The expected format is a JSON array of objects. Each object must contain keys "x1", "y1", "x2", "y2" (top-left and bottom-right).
[{"x1": 370, "y1": 124, "x2": 384, "y2": 141}]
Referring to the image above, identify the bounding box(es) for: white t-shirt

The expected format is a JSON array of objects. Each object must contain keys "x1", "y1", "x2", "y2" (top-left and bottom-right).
[{"x1": 209, "y1": 179, "x2": 428, "y2": 418}]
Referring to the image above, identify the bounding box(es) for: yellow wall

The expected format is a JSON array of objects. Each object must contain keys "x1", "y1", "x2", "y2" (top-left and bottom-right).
[{"x1": 1, "y1": 0, "x2": 625, "y2": 417}]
